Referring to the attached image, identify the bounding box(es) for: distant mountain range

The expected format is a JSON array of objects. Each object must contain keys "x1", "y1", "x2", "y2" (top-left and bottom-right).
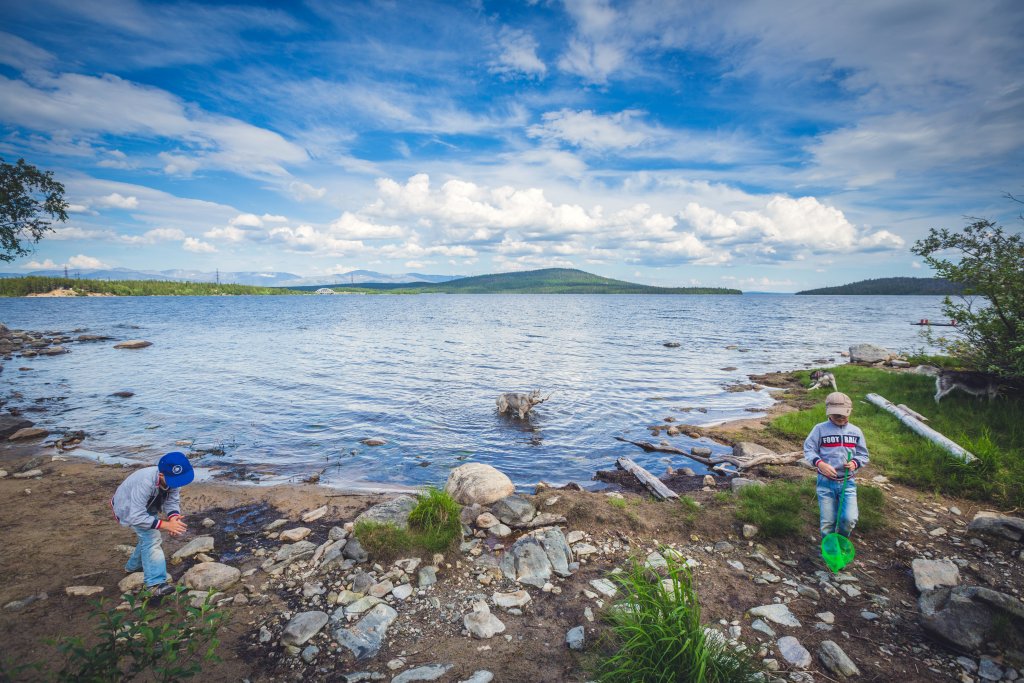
[
  {"x1": 0, "y1": 267, "x2": 458, "y2": 287},
  {"x1": 796, "y1": 277, "x2": 965, "y2": 295},
  {"x1": 297, "y1": 268, "x2": 741, "y2": 295}
]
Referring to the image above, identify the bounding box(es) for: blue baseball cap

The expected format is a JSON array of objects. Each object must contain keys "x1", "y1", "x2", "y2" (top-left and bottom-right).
[{"x1": 158, "y1": 451, "x2": 194, "y2": 488}]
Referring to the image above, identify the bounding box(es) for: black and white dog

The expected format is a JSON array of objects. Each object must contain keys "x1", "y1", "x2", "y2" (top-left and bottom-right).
[{"x1": 934, "y1": 370, "x2": 1003, "y2": 403}]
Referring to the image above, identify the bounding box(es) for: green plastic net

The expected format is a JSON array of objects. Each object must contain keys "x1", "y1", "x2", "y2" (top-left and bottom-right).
[{"x1": 820, "y1": 448, "x2": 856, "y2": 573}]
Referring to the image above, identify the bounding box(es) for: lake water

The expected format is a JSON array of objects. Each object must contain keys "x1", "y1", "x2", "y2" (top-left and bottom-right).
[{"x1": 1, "y1": 294, "x2": 948, "y2": 489}]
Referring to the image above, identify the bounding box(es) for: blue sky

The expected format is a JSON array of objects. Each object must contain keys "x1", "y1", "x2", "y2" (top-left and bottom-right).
[{"x1": 2, "y1": 0, "x2": 1022, "y2": 291}]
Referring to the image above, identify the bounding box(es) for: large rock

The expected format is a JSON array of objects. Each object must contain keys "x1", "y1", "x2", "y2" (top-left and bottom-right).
[
  {"x1": 171, "y1": 536, "x2": 215, "y2": 563},
  {"x1": 777, "y1": 636, "x2": 812, "y2": 669},
  {"x1": 333, "y1": 603, "x2": 398, "y2": 659},
  {"x1": 9, "y1": 427, "x2": 48, "y2": 441},
  {"x1": 182, "y1": 562, "x2": 240, "y2": 591},
  {"x1": 818, "y1": 640, "x2": 860, "y2": 678},
  {"x1": 500, "y1": 527, "x2": 573, "y2": 587},
  {"x1": 353, "y1": 495, "x2": 418, "y2": 530},
  {"x1": 491, "y1": 494, "x2": 536, "y2": 526},
  {"x1": 968, "y1": 511, "x2": 1024, "y2": 542},
  {"x1": 464, "y1": 603, "x2": 506, "y2": 639},
  {"x1": 732, "y1": 442, "x2": 777, "y2": 460},
  {"x1": 530, "y1": 527, "x2": 573, "y2": 577},
  {"x1": 912, "y1": 558, "x2": 960, "y2": 592},
  {"x1": 275, "y1": 540, "x2": 316, "y2": 563},
  {"x1": 731, "y1": 477, "x2": 765, "y2": 492},
  {"x1": 849, "y1": 343, "x2": 892, "y2": 363},
  {"x1": 281, "y1": 611, "x2": 329, "y2": 647},
  {"x1": 113, "y1": 340, "x2": 152, "y2": 349},
  {"x1": 919, "y1": 585, "x2": 1024, "y2": 652},
  {"x1": 0, "y1": 416, "x2": 33, "y2": 439},
  {"x1": 445, "y1": 464, "x2": 514, "y2": 506},
  {"x1": 747, "y1": 603, "x2": 801, "y2": 627}
]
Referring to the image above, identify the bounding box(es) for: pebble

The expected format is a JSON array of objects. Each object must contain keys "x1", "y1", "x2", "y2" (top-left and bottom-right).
[
  {"x1": 566, "y1": 626, "x2": 585, "y2": 650},
  {"x1": 816, "y1": 611, "x2": 835, "y2": 625},
  {"x1": 777, "y1": 636, "x2": 812, "y2": 669},
  {"x1": 392, "y1": 664, "x2": 453, "y2": 683},
  {"x1": 748, "y1": 603, "x2": 801, "y2": 628}
]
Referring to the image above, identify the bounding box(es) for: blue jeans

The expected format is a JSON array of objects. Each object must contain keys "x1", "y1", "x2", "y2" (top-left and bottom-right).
[
  {"x1": 816, "y1": 474, "x2": 858, "y2": 537},
  {"x1": 125, "y1": 526, "x2": 168, "y2": 587}
]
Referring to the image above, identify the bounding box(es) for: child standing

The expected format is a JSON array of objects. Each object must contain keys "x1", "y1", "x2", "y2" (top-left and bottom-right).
[
  {"x1": 803, "y1": 392, "x2": 869, "y2": 537},
  {"x1": 111, "y1": 452, "x2": 194, "y2": 596}
]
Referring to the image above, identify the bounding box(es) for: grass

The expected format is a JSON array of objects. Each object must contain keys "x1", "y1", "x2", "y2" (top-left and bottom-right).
[
  {"x1": 592, "y1": 555, "x2": 763, "y2": 683},
  {"x1": 608, "y1": 497, "x2": 628, "y2": 510},
  {"x1": 736, "y1": 480, "x2": 817, "y2": 538},
  {"x1": 772, "y1": 365, "x2": 1024, "y2": 508},
  {"x1": 354, "y1": 487, "x2": 462, "y2": 561}
]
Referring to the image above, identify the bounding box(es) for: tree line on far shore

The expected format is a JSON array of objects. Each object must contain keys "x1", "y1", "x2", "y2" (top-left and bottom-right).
[
  {"x1": 795, "y1": 276, "x2": 965, "y2": 296},
  {"x1": 0, "y1": 276, "x2": 299, "y2": 297}
]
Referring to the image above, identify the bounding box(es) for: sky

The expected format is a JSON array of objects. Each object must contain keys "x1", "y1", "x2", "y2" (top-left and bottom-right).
[{"x1": 1, "y1": 0, "x2": 1022, "y2": 291}]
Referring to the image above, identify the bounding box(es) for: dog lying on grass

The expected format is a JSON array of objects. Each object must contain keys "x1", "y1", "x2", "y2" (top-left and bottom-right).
[
  {"x1": 934, "y1": 370, "x2": 1003, "y2": 403},
  {"x1": 497, "y1": 390, "x2": 550, "y2": 419},
  {"x1": 809, "y1": 370, "x2": 838, "y2": 391}
]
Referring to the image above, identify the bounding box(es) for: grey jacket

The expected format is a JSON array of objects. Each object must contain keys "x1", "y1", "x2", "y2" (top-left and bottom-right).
[
  {"x1": 111, "y1": 466, "x2": 182, "y2": 529},
  {"x1": 803, "y1": 420, "x2": 869, "y2": 481}
]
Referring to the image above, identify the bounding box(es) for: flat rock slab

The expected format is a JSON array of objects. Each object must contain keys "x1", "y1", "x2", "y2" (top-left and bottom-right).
[
  {"x1": 0, "y1": 416, "x2": 33, "y2": 439},
  {"x1": 391, "y1": 664, "x2": 453, "y2": 683},
  {"x1": 354, "y1": 495, "x2": 417, "y2": 530},
  {"x1": 819, "y1": 640, "x2": 860, "y2": 678},
  {"x1": 119, "y1": 572, "x2": 145, "y2": 593},
  {"x1": 464, "y1": 606, "x2": 506, "y2": 639},
  {"x1": 172, "y1": 535, "x2": 215, "y2": 563},
  {"x1": 777, "y1": 636, "x2": 812, "y2": 669},
  {"x1": 113, "y1": 340, "x2": 153, "y2": 349},
  {"x1": 66, "y1": 586, "x2": 104, "y2": 597},
  {"x1": 281, "y1": 611, "x2": 329, "y2": 647},
  {"x1": 9, "y1": 427, "x2": 48, "y2": 441},
  {"x1": 748, "y1": 603, "x2": 801, "y2": 628},
  {"x1": 491, "y1": 494, "x2": 537, "y2": 526},
  {"x1": 182, "y1": 562, "x2": 240, "y2": 591},
  {"x1": 912, "y1": 558, "x2": 961, "y2": 592},
  {"x1": 968, "y1": 511, "x2": 1024, "y2": 542},
  {"x1": 279, "y1": 527, "x2": 312, "y2": 542},
  {"x1": 333, "y1": 603, "x2": 398, "y2": 660},
  {"x1": 919, "y1": 585, "x2": 1024, "y2": 652},
  {"x1": 445, "y1": 463, "x2": 515, "y2": 506},
  {"x1": 492, "y1": 590, "x2": 531, "y2": 608},
  {"x1": 301, "y1": 505, "x2": 329, "y2": 523}
]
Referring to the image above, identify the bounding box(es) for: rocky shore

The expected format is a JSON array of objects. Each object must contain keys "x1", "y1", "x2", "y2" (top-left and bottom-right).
[{"x1": 2, "y1": 323, "x2": 1023, "y2": 682}]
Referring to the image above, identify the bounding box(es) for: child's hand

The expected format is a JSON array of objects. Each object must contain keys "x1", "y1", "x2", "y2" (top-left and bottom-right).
[
  {"x1": 816, "y1": 461, "x2": 839, "y2": 478},
  {"x1": 163, "y1": 517, "x2": 188, "y2": 536},
  {"x1": 844, "y1": 460, "x2": 858, "y2": 471}
]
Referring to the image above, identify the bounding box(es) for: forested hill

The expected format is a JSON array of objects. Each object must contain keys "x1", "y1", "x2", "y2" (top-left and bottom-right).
[
  {"x1": 317, "y1": 268, "x2": 741, "y2": 294},
  {"x1": 795, "y1": 277, "x2": 965, "y2": 295}
]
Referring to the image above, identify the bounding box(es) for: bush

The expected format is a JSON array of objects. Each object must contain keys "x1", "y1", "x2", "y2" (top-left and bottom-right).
[
  {"x1": 735, "y1": 480, "x2": 816, "y2": 538},
  {"x1": 593, "y1": 555, "x2": 763, "y2": 682},
  {"x1": 50, "y1": 586, "x2": 226, "y2": 682},
  {"x1": 912, "y1": 211, "x2": 1024, "y2": 381}
]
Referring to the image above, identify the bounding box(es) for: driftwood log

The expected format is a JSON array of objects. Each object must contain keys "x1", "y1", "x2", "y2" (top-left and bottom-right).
[
  {"x1": 615, "y1": 457, "x2": 678, "y2": 500},
  {"x1": 865, "y1": 392, "x2": 976, "y2": 463},
  {"x1": 614, "y1": 436, "x2": 802, "y2": 470}
]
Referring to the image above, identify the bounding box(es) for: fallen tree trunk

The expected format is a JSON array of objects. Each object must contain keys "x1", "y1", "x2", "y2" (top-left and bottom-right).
[
  {"x1": 615, "y1": 457, "x2": 678, "y2": 500},
  {"x1": 614, "y1": 436, "x2": 802, "y2": 470},
  {"x1": 865, "y1": 392, "x2": 976, "y2": 463}
]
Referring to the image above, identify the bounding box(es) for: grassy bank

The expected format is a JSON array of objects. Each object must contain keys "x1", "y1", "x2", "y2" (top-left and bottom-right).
[
  {"x1": 770, "y1": 364, "x2": 1024, "y2": 507},
  {"x1": 0, "y1": 276, "x2": 302, "y2": 297}
]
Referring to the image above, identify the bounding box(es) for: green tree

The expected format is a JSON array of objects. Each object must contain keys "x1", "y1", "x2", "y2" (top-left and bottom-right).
[
  {"x1": 911, "y1": 205, "x2": 1024, "y2": 380},
  {"x1": 0, "y1": 157, "x2": 70, "y2": 262}
]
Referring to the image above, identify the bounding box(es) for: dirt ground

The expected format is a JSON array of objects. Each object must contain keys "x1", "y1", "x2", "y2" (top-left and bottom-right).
[{"x1": 1, "y1": 369, "x2": 1021, "y2": 682}]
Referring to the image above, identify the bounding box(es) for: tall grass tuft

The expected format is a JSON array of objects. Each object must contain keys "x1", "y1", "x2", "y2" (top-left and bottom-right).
[
  {"x1": 594, "y1": 555, "x2": 763, "y2": 682},
  {"x1": 354, "y1": 487, "x2": 462, "y2": 560}
]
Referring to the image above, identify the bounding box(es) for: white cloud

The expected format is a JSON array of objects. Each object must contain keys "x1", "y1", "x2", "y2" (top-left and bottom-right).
[
  {"x1": 183, "y1": 237, "x2": 217, "y2": 253},
  {"x1": 95, "y1": 192, "x2": 139, "y2": 209},
  {"x1": 204, "y1": 225, "x2": 250, "y2": 242},
  {"x1": 159, "y1": 152, "x2": 201, "y2": 176},
  {"x1": 911, "y1": 261, "x2": 922, "y2": 269},
  {"x1": 22, "y1": 259, "x2": 59, "y2": 269},
  {"x1": 492, "y1": 27, "x2": 547, "y2": 78},
  {"x1": 528, "y1": 109, "x2": 650, "y2": 150},
  {"x1": 329, "y1": 212, "x2": 407, "y2": 240},
  {"x1": 289, "y1": 181, "x2": 327, "y2": 201},
  {"x1": 230, "y1": 213, "x2": 264, "y2": 227},
  {"x1": 68, "y1": 254, "x2": 108, "y2": 269},
  {"x1": 262, "y1": 214, "x2": 288, "y2": 223}
]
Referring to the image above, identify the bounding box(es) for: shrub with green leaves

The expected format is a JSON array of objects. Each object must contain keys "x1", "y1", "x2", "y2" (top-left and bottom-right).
[
  {"x1": 50, "y1": 586, "x2": 226, "y2": 682},
  {"x1": 594, "y1": 554, "x2": 763, "y2": 682}
]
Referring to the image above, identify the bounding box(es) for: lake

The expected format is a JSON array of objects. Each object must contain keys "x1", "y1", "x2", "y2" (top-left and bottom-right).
[{"x1": 0, "y1": 294, "x2": 948, "y2": 489}]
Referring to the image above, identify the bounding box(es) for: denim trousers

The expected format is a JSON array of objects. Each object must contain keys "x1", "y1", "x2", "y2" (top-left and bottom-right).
[
  {"x1": 125, "y1": 526, "x2": 168, "y2": 586},
  {"x1": 816, "y1": 474, "x2": 859, "y2": 537}
]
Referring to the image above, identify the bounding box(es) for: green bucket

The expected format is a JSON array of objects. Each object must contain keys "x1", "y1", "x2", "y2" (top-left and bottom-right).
[{"x1": 820, "y1": 448, "x2": 856, "y2": 573}]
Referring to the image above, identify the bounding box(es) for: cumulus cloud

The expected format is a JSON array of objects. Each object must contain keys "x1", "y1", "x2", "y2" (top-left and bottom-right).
[
  {"x1": 95, "y1": 192, "x2": 139, "y2": 209},
  {"x1": 22, "y1": 259, "x2": 59, "y2": 269},
  {"x1": 289, "y1": 180, "x2": 327, "y2": 201},
  {"x1": 528, "y1": 109, "x2": 650, "y2": 150},
  {"x1": 491, "y1": 27, "x2": 547, "y2": 78},
  {"x1": 119, "y1": 227, "x2": 186, "y2": 244},
  {"x1": 183, "y1": 237, "x2": 217, "y2": 253},
  {"x1": 67, "y1": 254, "x2": 108, "y2": 269}
]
